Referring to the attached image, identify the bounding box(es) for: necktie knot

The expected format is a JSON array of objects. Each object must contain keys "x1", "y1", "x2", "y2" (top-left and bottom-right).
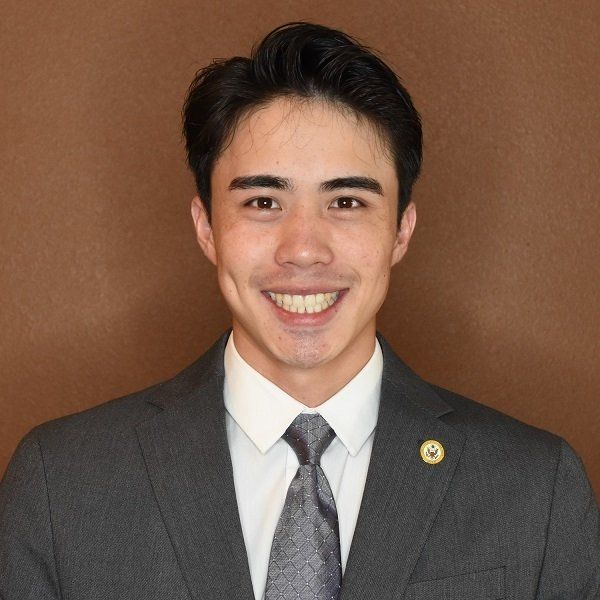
[{"x1": 283, "y1": 413, "x2": 336, "y2": 466}]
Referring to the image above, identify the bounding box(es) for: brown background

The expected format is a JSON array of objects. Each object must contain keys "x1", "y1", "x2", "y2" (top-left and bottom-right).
[{"x1": 1, "y1": 1, "x2": 599, "y2": 497}]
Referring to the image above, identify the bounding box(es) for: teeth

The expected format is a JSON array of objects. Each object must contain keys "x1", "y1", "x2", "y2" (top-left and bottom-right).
[{"x1": 266, "y1": 291, "x2": 340, "y2": 313}]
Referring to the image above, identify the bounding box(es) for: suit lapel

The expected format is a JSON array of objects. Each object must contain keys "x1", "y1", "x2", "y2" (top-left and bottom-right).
[
  {"x1": 136, "y1": 334, "x2": 254, "y2": 600},
  {"x1": 341, "y1": 336, "x2": 466, "y2": 600}
]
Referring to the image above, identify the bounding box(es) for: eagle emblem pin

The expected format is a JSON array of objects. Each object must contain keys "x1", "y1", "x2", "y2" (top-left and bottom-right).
[{"x1": 420, "y1": 440, "x2": 445, "y2": 465}]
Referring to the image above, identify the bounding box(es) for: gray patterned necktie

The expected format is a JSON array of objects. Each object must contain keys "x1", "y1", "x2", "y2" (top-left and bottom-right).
[{"x1": 265, "y1": 413, "x2": 342, "y2": 600}]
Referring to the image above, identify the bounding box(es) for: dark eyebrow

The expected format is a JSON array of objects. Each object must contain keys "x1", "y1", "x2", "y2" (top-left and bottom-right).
[
  {"x1": 228, "y1": 175, "x2": 294, "y2": 191},
  {"x1": 319, "y1": 176, "x2": 384, "y2": 196}
]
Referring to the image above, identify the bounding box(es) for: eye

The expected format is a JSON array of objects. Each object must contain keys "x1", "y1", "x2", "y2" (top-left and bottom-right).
[
  {"x1": 245, "y1": 197, "x2": 281, "y2": 210},
  {"x1": 330, "y1": 196, "x2": 364, "y2": 209}
]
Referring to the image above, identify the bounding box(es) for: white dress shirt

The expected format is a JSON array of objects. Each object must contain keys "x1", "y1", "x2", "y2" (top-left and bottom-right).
[{"x1": 224, "y1": 334, "x2": 382, "y2": 600}]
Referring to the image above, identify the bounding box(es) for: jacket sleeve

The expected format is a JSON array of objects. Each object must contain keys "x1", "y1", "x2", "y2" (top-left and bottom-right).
[
  {"x1": 536, "y1": 439, "x2": 600, "y2": 599},
  {"x1": 0, "y1": 431, "x2": 62, "y2": 599}
]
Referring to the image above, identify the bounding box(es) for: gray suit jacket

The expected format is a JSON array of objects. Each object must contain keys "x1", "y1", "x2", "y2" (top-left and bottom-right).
[{"x1": 1, "y1": 333, "x2": 599, "y2": 599}]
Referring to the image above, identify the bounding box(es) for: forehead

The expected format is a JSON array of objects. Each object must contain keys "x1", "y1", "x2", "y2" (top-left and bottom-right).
[{"x1": 212, "y1": 97, "x2": 396, "y2": 189}]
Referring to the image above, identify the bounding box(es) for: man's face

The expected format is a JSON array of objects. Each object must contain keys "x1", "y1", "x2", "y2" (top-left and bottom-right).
[{"x1": 192, "y1": 97, "x2": 415, "y2": 380}]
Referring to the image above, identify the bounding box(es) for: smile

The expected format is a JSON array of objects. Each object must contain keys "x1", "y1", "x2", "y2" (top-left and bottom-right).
[{"x1": 265, "y1": 291, "x2": 340, "y2": 313}]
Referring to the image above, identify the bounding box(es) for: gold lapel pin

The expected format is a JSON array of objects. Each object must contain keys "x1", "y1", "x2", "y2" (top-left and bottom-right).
[{"x1": 420, "y1": 439, "x2": 445, "y2": 464}]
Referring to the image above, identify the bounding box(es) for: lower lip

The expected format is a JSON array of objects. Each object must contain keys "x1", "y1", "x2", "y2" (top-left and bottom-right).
[{"x1": 262, "y1": 291, "x2": 347, "y2": 326}]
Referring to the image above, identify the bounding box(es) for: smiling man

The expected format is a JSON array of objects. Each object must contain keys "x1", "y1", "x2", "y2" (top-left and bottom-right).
[
  {"x1": 1, "y1": 22, "x2": 598, "y2": 600},
  {"x1": 191, "y1": 96, "x2": 413, "y2": 407}
]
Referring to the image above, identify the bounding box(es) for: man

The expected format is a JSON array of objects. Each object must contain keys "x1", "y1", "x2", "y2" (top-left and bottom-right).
[{"x1": 1, "y1": 22, "x2": 598, "y2": 600}]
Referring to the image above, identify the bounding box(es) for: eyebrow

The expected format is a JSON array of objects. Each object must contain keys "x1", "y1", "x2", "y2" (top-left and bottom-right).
[
  {"x1": 228, "y1": 175, "x2": 294, "y2": 191},
  {"x1": 228, "y1": 174, "x2": 383, "y2": 195},
  {"x1": 319, "y1": 176, "x2": 383, "y2": 196}
]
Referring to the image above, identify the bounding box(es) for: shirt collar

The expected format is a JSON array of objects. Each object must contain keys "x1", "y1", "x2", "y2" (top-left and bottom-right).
[{"x1": 223, "y1": 334, "x2": 382, "y2": 456}]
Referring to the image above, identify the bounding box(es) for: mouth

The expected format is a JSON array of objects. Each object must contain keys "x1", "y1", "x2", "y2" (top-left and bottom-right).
[{"x1": 264, "y1": 291, "x2": 341, "y2": 314}]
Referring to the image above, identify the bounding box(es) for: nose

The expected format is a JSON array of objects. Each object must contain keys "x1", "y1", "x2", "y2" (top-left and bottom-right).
[{"x1": 274, "y1": 206, "x2": 334, "y2": 268}]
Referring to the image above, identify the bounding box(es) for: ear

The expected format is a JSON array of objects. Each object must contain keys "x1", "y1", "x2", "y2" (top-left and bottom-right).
[
  {"x1": 191, "y1": 196, "x2": 217, "y2": 265},
  {"x1": 391, "y1": 201, "x2": 417, "y2": 266}
]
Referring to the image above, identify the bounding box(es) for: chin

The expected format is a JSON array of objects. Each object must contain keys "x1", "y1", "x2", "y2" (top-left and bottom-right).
[{"x1": 272, "y1": 331, "x2": 339, "y2": 370}]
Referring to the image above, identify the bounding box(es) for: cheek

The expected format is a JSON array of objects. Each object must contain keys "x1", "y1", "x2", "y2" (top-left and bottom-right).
[
  {"x1": 354, "y1": 237, "x2": 395, "y2": 276},
  {"x1": 358, "y1": 247, "x2": 396, "y2": 298},
  {"x1": 214, "y1": 230, "x2": 270, "y2": 289}
]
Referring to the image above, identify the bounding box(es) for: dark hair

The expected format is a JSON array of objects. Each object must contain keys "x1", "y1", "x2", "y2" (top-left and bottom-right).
[{"x1": 183, "y1": 22, "x2": 422, "y2": 221}]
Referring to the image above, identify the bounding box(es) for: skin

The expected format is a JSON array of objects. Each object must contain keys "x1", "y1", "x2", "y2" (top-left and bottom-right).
[{"x1": 192, "y1": 97, "x2": 416, "y2": 407}]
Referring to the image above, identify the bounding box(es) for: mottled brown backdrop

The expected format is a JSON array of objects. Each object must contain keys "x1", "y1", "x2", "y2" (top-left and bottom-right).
[{"x1": 1, "y1": 1, "x2": 599, "y2": 496}]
